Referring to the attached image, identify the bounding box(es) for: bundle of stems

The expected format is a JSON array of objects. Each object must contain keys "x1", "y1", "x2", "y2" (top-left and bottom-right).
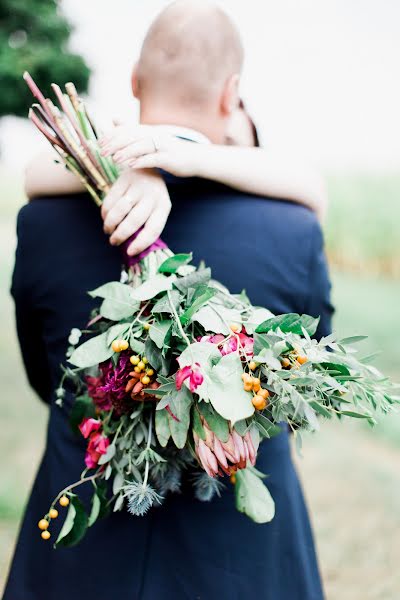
[{"x1": 24, "y1": 72, "x2": 119, "y2": 206}]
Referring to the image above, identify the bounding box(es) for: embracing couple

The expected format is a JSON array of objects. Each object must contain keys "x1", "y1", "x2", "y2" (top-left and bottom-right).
[{"x1": 4, "y1": 2, "x2": 332, "y2": 599}]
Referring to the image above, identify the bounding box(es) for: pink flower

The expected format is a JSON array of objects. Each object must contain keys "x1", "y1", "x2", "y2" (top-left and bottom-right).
[
  {"x1": 200, "y1": 332, "x2": 254, "y2": 357},
  {"x1": 79, "y1": 417, "x2": 101, "y2": 439},
  {"x1": 85, "y1": 431, "x2": 110, "y2": 469},
  {"x1": 176, "y1": 363, "x2": 204, "y2": 393},
  {"x1": 193, "y1": 419, "x2": 257, "y2": 477}
]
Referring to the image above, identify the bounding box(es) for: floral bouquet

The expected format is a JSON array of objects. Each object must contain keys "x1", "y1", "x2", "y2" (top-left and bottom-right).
[{"x1": 25, "y1": 74, "x2": 399, "y2": 548}]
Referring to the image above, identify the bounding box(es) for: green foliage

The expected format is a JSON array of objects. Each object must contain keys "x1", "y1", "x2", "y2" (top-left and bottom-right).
[
  {"x1": 55, "y1": 495, "x2": 88, "y2": 548},
  {"x1": 235, "y1": 468, "x2": 275, "y2": 524},
  {"x1": 0, "y1": 0, "x2": 90, "y2": 117}
]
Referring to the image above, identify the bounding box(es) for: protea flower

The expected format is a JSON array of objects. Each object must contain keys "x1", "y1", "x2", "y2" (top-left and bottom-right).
[{"x1": 193, "y1": 418, "x2": 256, "y2": 477}]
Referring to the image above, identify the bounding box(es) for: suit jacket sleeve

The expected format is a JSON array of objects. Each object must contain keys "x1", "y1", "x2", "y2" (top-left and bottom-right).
[
  {"x1": 305, "y1": 221, "x2": 334, "y2": 339},
  {"x1": 11, "y1": 207, "x2": 52, "y2": 404}
]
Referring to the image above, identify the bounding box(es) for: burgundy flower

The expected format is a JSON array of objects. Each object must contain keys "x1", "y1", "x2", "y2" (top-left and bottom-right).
[
  {"x1": 176, "y1": 363, "x2": 204, "y2": 393},
  {"x1": 86, "y1": 375, "x2": 112, "y2": 411},
  {"x1": 85, "y1": 431, "x2": 110, "y2": 469},
  {"x1": 79, "y1": 417, "x2": 101, "y2": 439}
]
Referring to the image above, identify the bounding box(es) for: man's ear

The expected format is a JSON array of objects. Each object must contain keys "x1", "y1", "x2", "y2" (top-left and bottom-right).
[
  {"x1": 220, "y1": 73, "x2": 240, "y2": 117},
  {"x1": 131, "y1": 62, "x2": 140, "y2": 99}
]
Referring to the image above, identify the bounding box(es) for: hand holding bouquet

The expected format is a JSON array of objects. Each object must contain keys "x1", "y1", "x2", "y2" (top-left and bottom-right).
[{"x1": 25, "y1": 74, "x2": 399, "y2": 548}]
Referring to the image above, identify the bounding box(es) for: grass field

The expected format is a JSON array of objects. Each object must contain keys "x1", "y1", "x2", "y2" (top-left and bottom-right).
[{"x1": 0, "y1": 168, "x2": 399, "y2": 598}]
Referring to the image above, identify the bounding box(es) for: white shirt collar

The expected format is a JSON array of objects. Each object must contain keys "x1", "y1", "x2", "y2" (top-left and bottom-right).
[{"x1": 154, "y1": 125, "x2": 211, "y2": 144}]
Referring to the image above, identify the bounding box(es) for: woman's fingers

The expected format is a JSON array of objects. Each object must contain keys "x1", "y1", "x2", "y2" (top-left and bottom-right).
[
  {"x1": 99, "y1": 125, "x2": 152, "y2": 156},
  {"x1": 130, "y1": 153, "x2": 162, "y2": 170},
  {"x1": 103, "y1": 185, "x2": 141, "y2": 235},
  {"x1": 109, "y1": 195, "x2": 154, "y2": 246},
  {"x1": 113, "y1": 138, "x2": 159, "y2": 165},
  {"x1": 126, "y1": 205, "x2": 171, "y2": 256},
  {"x1": 101, "y1": 172, "x2": 131, "y2": 220}
]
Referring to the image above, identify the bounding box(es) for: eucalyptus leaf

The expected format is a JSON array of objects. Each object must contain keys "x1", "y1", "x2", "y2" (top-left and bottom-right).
[
  {"x1": 208, "y1": 353, "x2": 255, "y2": 424},
  {"x1": 149, "y1": 320, "x2": 172, "y2": 349},
  {"x1": 158, "y1": 253, "x2": 192, "y2": 274},
  {"x1": 55, "y1": 496, "x2": 88, "y2": 548},
  {"x1": 256, "y1": 313, "x2": 319, "y2": 337},
  {"x1": 168, "y1": 387, "x2": 193, "y2": 449},
  {"x1": 69, "y1": 330, "x2": 113, "y2": 369},
  {"x1": 88, "y1": 493, "x2": 101, "y2": 527},
  {"x1": 89, "y1": 282, "x2": 139, "y2": 320},
  {"x1": 235, "y1": 469, "x2": 275, "y2": 524},
  {"x1": 131, "y1": 274, "x2": 175, "y2": 301},
  {"x1": 155, "y1": 408, "x2": 171, "y2": 447},
  {"x1": 174, "y1": 268, "x2": 211, "y2": 292}
]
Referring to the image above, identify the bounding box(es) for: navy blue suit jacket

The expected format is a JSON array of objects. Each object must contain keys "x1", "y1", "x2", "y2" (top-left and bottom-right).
[{"x1": 6, "y1": 179, "x2": 331, "y2": 600}]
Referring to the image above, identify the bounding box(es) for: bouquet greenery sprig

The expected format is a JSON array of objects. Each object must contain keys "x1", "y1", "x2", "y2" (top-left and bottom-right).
[{"x1": 25, "y1": 74, "x2": 399, "y2": 548}]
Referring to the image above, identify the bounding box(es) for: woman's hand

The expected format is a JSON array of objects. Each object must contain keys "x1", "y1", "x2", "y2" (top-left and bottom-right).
[
  {"x1": 99, "y1": 126, "x2": 202, "y2": 177},
  {"x1": 101, "y1": 168, "x2": 171, "y2": 256}
]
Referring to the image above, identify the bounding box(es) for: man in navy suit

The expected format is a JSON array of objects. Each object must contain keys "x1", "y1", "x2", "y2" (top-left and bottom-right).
[{"x1": 5, "y1": 2, "x2": 332, "y2": 598}]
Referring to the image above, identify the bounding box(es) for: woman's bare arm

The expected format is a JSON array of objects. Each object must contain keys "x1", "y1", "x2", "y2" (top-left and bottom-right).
[
  {"x1": 100, "y1": 129, "x2": 328, "y2": 221},
  {"x1": 25, "y1": 150, "x2": 85, "y2": 199}
]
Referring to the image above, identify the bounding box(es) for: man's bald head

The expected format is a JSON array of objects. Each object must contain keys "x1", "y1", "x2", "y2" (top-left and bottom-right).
[{"x1": 134, "y1": 1, "x2": 244, "y2": 111}]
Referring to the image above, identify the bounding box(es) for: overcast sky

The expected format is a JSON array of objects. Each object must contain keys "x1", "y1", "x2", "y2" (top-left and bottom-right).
[{"x1": 2, "y1": 0, "x2": 400, "y2": 171}]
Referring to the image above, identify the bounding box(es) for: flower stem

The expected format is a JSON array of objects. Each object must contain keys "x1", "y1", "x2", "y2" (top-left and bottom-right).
[{"x1": 143, "y1": 412, "x2": 153, "y2": 487}]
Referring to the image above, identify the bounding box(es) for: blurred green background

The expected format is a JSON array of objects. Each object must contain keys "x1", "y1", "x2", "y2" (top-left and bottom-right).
[{"x1": 1, "y1": 167, "x2": 399, "y2": 598}]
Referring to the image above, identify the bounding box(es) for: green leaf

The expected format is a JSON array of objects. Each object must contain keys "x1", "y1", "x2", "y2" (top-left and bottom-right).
[
  {"x1": 55, "y1": 496, "x2": 88, "y2": 548},
  {"x1": 193, "y1": 302, "x2": 242, "y2": 334},
  {"x1": 129, "y1": 335, "x2": 145, "y2": 355},
  {"x1": 131, "y1": 274, "x2": 175, "y2": 301},
  {"x1": 106, "y1": 323, "x2": 130, "y2": 345},
  {"x1": 256, "y1": 313, "x2": 319, "y2": 336},
  {"x1": 180, "y1": 287, "x2": 217, "y2": 326},
  {"x1": 89, "y1": 281, "x2": 139, "y2": 320},
  {"x1": 198, "y1": 402, "x2": 229, "y2": 443},
  {"x1": 168, "y1": 387, "x2": 193, "y2": 449},
  {"x1": 174, "y1": 268, "x2": 211, "y2": 292},
  {"x1": 69, "y1": 395, "x2": 96, "y2": 433},
  {"x1": 155, "y1": 408, "x2": 171, "y2": 447},
  {"x1": 152, "y1": 289, "x2": 181, "y2": 314},
  {"x1": 97, "y1": 443, "x2": 116, "y2": 465},
  {"x1": 144, "y1": 338, "x2": 163, "y2": 372},
  {"x1": 244, "y1": 307, "x2": 275, "y2": 335},
  {"x1": 340, "y1": 410, "x2": 371, "y2": 419},
  {"x1": 339, "y1": 335, "x2": 368, "y2": 345},
  {"x1": 208, "y1": 353, "x2": 255, "y2": 424},
  {"x1": 69, "y1": 330, "x2": 113, "y2": 369},
  {"x1": 235, "y1": 468, "x2": 275, "y2": 523},
  {"x1": 192, "y1": 406, "x2": 206, "y2": 441},
  {"x1": 158, "y1": 253, "x2": 193, "y2": 274},
  {"x1": 149, "y1": 320, "x2": 172, "y2": 349},
  {"x1": 317, "y1": 362, "x2": 351, "y2": 376},
  {"x1": 254, "y1": 413, "x2": 282, "y2": 438},
  {"x1": 309, "y1": 401, "x2": 332, "y2": 419},
  {"x1": 88, "y1": 493, "x2": 101, "y2": 527}
]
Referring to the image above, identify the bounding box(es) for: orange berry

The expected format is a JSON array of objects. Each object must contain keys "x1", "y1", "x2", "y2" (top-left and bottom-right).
[
  {"x1": 41, "y1": 530, "x2": 51, "y2": 540},
  {"x1": 259, "y1": 388, "x2": 270, "y2": 399},
  {"x1": 111, "y1": 340, "x2": 120, "y2": 352},
  {"x1": 230, "y1": 323, "x2": 239, "y2": 332},
  {"x1": 230, "y1": 474, "x2": 237, "y2": 484},
  {"x1": 142, "y1": 357, "x2": 149, "y2": 364},
  {"x1": 137, "y1": 361, "x2": 145, "y2": 371},
  {"x1": 297, "y1": 355, "x2": 308, "y2": 365},
  {"x1": 252, "y1": 378, "x2": 261, "y2": 392},
  {"x1": 142, "y1": 375, "x2": 151, "y2": 385},
  {"x1": 146, "y1": 369, "x2": 154, "y2": 376},
  {"x1": 134, "y1": 366, "x2": 141, "y2": 373},
  {"x1": 59, "y1": 496, "x2": 70, "y2": 507},
  {"x1": 249, "y1": 361, "x2": 257, "y2": 371},
  {"x1": 281, "y1": 357, "x2": 290, "y2": 368},
  {"x1": 38, "y1": 519, "x2": 49, "y2": 530},
  {"x1": 49, "y1": 508, "x2": 58, "y2": 519},
  {"x1": 244, "y1": 383, "x2": 253, "y2": 392},
  {"x1": 252, "y1": 395, "x2": 267, "y2": 411},
  {"x1": 143, "y1": 323, "x2": 150, "y2": 331},
  {"x1": 119, "y1": 340, "x2": 129, "y2": 351},
  {"x1": 130, "y1": 355, "x2": 140, "y2": 366}
]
